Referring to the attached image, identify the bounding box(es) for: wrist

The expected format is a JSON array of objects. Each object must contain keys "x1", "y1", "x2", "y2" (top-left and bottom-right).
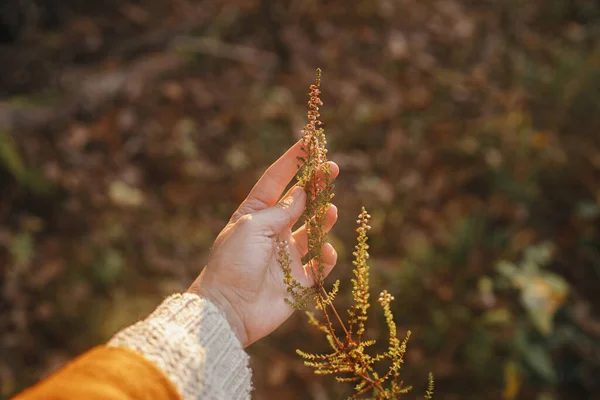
[{"x1": 188, "y1": 285, "x2": 249, "y2": 347}]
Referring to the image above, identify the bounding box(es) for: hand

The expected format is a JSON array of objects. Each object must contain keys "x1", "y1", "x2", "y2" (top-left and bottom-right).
[{"x1": 188, "y1": 140, "x2": 339, "y2": 347}]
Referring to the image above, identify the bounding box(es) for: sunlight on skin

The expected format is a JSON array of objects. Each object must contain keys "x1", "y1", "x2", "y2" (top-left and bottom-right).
[{"x1": 189, "y1": 140, "x2": 339, "y2": 347}]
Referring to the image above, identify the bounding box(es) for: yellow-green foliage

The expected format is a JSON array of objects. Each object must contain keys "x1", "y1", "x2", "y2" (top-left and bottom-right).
[
  {"x1": 294, "y1": 210, "x2": 415, "y2": 399},
  {"x1": 278, "y1": 71, "x2": 433, "y2": 399},
  {"x1": 349, "y1": 209, "x2": 372, "y2": 339},
  {"x1": 276, "y1": 236, "x2": 315, "y2": 309},
  {"x1": 425, "y1": 373, "x2": 435, "y2": 399}
]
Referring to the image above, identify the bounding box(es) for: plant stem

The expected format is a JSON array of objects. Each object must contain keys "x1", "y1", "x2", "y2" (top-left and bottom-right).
[{"x1": 319, "y1": 284, "x2": 351, "y2": 339}]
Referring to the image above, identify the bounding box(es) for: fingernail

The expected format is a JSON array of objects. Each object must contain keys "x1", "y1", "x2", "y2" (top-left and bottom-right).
[{"x1": 330, "y1": 204, "x2": 338, "y2": 217}]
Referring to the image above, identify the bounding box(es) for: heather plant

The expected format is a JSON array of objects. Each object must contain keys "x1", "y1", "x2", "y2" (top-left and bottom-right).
[
  {"x1": 278, "y1": 68, "x2": 335, "y2": 310},
  {"x1": 278, "y1": 70, "x2": 433, "y2": 399}
]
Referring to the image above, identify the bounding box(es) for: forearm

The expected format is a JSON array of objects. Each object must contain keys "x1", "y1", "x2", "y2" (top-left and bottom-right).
[
  {"x1": 15, "y1": 293, "x2": 252, "y2": 400},
  {"x1": 108, "y1": 293, "x2": 252, "y2": 400}
]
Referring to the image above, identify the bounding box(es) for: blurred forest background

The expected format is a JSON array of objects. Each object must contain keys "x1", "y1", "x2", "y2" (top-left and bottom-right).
[{"x1": 2, "y1": 0, "x2": 600, "y2": 399}]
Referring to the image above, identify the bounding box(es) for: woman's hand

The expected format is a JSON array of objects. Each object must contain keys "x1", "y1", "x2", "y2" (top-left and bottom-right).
[{"x1": 188, "y1": 140, "x2": 339, "y2": 347}]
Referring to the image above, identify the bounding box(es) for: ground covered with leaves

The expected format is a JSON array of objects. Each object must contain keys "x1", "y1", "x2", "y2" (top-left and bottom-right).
[{"x1": 2, "y1": 1, "x2": 600, "y2": 399}]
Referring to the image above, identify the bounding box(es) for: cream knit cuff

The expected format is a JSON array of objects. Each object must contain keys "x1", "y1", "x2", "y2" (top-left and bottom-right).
[{"x1": 108, "y1": 293, "x2": 252, "y2": 400}]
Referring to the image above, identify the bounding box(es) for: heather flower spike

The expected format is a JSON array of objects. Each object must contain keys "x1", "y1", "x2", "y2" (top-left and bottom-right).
[
  {"x1": 278, "y1": 70, "x2": 433, "y2": 398},
  {"x1": 278, "y1": 68, "x2": 334, "y2": 310}
]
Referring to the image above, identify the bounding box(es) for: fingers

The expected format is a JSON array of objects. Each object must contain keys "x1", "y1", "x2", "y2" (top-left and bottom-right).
[
  {"x1": 230, "y1": 140, "x2": 305, "y2": 222},
  {"x1": 319, "y1": 161, "x2": 340, "y2": 181},
  {"x1": 292, "y1": 204, "x2": 338, "y2": 256},
  {"x1": 279, "y1": 161, "x2": 339, "y2": 201},
  {"x1": 305, "y1": 161, "x2": 340, "y2": 193},
  {"x1": 317, "y1": 242, "x2": 338, "y2": 279},
  {"x1": 252, "y1": 186, "x2": 306, "y2": 235},
  {"x1": 299, "y1": 243, "x2": 338, "y2": 286},
  {"x1": 230, "y1": 137, "x2": 339, "y2": 223}
]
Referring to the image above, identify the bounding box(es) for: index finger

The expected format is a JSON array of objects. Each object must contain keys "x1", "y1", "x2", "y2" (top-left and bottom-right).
[{"x1": 230, "y1": 140, "x2": 305, "y2": 222}]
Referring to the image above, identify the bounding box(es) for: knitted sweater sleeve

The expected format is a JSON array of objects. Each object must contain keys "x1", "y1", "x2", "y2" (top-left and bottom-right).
[{"x1": 107, "y1": 293, "x2": 252, "y2": 400}]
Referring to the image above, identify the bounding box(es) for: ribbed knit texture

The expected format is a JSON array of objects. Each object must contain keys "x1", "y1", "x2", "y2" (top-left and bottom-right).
[{"x1": 108, "y1": 293, "x2": 252, "y2": 400}]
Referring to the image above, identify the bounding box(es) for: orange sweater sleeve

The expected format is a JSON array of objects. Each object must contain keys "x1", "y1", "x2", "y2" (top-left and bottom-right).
[{"x1": 13, "y1": 346, "x2": 181, "y2": 400}]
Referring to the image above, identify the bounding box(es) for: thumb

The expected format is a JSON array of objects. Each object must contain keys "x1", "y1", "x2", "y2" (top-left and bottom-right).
[{"x1": 253, "y1": 186, "x2": 306, "y2": 234}]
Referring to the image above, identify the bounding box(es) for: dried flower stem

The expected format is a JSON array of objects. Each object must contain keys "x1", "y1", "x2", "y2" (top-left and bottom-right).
[{"x1": 278, "y1": 70, "x2": 432, "y2": 399}]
